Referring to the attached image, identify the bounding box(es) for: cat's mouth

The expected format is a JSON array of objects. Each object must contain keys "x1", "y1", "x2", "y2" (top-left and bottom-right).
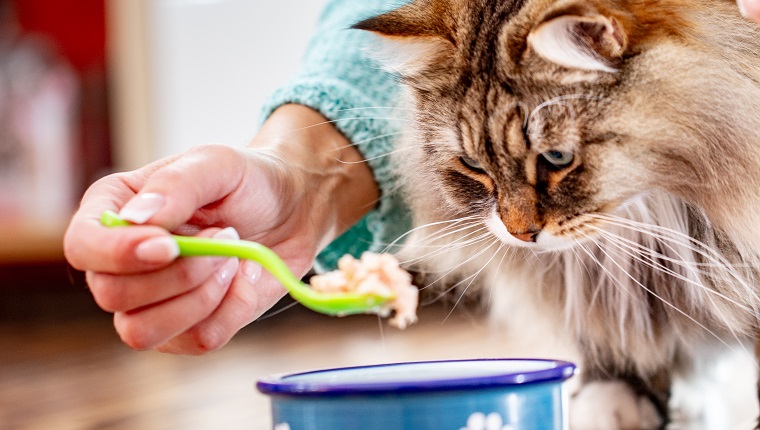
[{"x1": 483, "y1": 209, "x2": 594, "y2": 251}]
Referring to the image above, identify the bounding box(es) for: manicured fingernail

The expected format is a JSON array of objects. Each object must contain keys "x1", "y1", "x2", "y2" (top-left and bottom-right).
[
  {"x1": 212, "y1": 228, "x2": 240, "y2": 284},
  {"x1": 242, "y1": 260, "x2": 263, "y2": 283},
  {"x1": 213, "y1": 227, "x2": 239, "y2": 240},
  {"x1": 215, "y1": 258, "x2": 239, "y2": 285},
  {"x1": 738, "y1": 0, "x2": 748, "y2": 16},
  {"x1": 135, "y1": 236, "x2": 180, "y2": 263},
  {"x1": 120, "y1": 193, "x2": 166, "y2": 224}
]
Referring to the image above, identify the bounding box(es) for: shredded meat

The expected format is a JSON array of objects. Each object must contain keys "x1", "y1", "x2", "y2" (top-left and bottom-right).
[{"x1": 310, "y1": 252, "x2": 418, "y2": 329}]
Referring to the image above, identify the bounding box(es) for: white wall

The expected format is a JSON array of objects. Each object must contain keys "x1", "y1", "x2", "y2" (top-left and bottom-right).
[{"x1": 109, "y1": 0, "x2": 327, "y2": 168}]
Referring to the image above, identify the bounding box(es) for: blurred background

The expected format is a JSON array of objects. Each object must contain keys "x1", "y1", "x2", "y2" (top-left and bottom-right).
[
  {"x1": 0, "y1": 0, "x2": 327, "y2": 268},
  {"x1": 1, "y1": 1, "x2": 757, "y2": 429}
]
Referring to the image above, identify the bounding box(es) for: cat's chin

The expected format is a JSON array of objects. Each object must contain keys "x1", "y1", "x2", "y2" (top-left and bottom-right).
[{"x1": 484, "y1": 211, "x2": 586, "y2": 252}]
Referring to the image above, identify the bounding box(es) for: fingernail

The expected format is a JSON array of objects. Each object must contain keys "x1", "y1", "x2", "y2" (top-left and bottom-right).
[
  {"x1": 213, "y1": 227, "x2": 239, "y2": 240},
  {"x1": 120, "y1": 193, "x2": 166, "y2": 224},
  {"x1": 242, "y1": 260, "x2": 263, "y2": 283},
  {"x1": 215, "y1": 258, "x2": 239, "y2": 285},
  {"x1": 738, "y1": 0, "x2": 749, "y2": 16},
  {"x1": 212, "y1": 228, "x2": 240, "y2": 285},
  {"x1": 135, "y1": 236, "x2": 180, "y2": 263}
]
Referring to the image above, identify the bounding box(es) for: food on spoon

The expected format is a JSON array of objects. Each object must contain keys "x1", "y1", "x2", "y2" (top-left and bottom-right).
[{"x1": 310, "y1": 252, "x2": 418, "y2": 329}]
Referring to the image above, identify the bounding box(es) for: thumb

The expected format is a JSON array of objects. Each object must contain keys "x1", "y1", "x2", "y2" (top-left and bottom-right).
[
  {"x1": 119, "y1": 145, "x2": 246, "y2": 230},
  {"x1": 738, "y1": 0, "x2": 760, "y2": 21}
]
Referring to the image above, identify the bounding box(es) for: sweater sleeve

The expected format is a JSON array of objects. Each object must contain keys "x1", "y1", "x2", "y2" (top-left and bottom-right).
[{"x1": 259, "y1": 0, "x2": 411, "y2": 272}]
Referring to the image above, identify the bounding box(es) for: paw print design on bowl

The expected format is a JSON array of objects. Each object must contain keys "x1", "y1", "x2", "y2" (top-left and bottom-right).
[{"x1": 460, "y1": 412, "x2": 515, "y2": 430}]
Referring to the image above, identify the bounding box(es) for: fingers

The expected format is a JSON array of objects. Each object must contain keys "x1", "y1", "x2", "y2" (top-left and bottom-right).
[
  {"x1": 155, "y1": 262, "x2": 290, "y2": 355},
  {"x1": 64, "y1": 142, "x2": 313, "y2": 354},
  {"x1": 118, "y1": 144, "x2": 247, "y2": 230},
  {"x1": 67, "y1": 223, "x2": 178, "y2": 275},
  {"x1": 66, "y1": 145, "x2": 247, "y2": 275},
  {"x1": 114, "y1": 257, "x2": 240, "y2": 350},
  {"x1": 64, "y1": 173, "x2": 179, "y2": 275},
  {"x1": 739, "y1": 0, "x2": 760, "y2": 21},
  {"x1": 100, "y1": 230, "x2": 289, "y2": 354},
  {"x1": 85, "y1": 224, "x2": 241, "y2": 313},
  {"x1": 114, "y1": 260, "x2": 290, "y2": 354},
  {"x1": 105, "y1": 226, "x2": 243, "y2": 350},
  {"x1": 87, "y1": 253, "x2": 232, "y2": 312}
]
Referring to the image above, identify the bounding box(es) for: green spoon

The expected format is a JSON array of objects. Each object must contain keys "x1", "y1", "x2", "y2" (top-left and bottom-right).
[{"x1": 100, "y1": 210, "x2": 394, "y2": 317}]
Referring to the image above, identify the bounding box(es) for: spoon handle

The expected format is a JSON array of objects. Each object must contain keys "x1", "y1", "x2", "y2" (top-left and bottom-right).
[
  {"x1": 98, "y1": 210, "x2": 391, "y2": 316},
  {"x1": 170, "y1": 235, "x2": 321, "y2": 303}
]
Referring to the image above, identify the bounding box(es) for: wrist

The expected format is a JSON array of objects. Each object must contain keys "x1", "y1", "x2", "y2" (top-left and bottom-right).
[{"x1": 250, "y1": 104, "x2": 380, "y2": 247}]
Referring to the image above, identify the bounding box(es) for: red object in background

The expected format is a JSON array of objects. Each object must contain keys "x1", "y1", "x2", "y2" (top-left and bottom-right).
[
  {"x1": 10, "y1": 0, "x2": 111, "y2": 193},
  {"x1": 12, "y1": 0, "x2": 106, "y2": 73}
]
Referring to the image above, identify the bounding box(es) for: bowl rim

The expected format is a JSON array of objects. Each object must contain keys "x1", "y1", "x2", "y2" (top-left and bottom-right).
[{"x1": 256, "y1": 358, "x2": 577, "y2": 396}]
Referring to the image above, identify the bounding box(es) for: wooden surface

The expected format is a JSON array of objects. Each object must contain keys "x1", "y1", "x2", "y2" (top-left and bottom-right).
[
  {"x1": 0, "y1": 294, "x2": 757, "y2": 430},
  {"x1": 0, "y1": 221, "x2": 67, "y2": 263},
  {"x1": 0, "y1": 301, "x2": 541, "y2": 430}
]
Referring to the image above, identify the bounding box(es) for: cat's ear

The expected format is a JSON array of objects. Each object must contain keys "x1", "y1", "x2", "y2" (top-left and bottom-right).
[
  {"x1": 352, "y1": 0, "x2": 455, "y2": 77},
  {"x1": 527, "y1": 8, "x2": 627, "y2": 73}
]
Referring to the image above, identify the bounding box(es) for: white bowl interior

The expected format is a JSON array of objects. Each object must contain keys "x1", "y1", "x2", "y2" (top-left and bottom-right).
[{"x1": 284, "y1": 360, "x2": 559, "y2": 385}]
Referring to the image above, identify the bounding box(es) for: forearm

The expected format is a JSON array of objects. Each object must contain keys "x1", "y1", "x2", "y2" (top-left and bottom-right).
[
  {"x1": 258, "y1": 0, "x2": 413, "y2": 269},
  {"x1": 250, "y1": 104, "x2": 379, "y2": 248}
]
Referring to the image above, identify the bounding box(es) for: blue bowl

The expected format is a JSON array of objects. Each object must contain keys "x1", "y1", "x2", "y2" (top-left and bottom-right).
[{"x1": 257, "y1": 358, "x2": 576, "y2": 430}]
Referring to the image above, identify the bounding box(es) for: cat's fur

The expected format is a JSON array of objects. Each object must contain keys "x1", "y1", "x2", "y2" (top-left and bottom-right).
[{"x1": 355, "y1": 0, "x2": 760, "y2": 428}]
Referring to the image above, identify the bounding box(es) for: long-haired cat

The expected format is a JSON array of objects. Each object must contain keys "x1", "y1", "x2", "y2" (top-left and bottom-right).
[{"x1": 354, "y1": 0, "x2": 760, "y2": 428}]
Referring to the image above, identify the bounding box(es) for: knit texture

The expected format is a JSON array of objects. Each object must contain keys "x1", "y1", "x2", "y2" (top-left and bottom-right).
[{"x1": 259, "y1": 0, "x2": 411, "y2": 272}]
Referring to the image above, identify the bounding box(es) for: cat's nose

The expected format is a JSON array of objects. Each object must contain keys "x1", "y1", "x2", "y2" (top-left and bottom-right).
[{"x1": 510, "y1": 230, "x2": 540, "y2": 243}]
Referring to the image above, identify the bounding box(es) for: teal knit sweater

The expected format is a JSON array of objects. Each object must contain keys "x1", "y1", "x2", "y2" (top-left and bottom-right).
[{"x1": 260, "y1": 0, "x2": 411, "y2": 271}]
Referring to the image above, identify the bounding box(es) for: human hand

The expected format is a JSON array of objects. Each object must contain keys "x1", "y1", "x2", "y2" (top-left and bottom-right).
[
  {"x1": 739, "y1": 0, "x2": 760, "y2": 22},
  {"x1": 64, "y1": 105, "x2": 379, "y2": 354}
]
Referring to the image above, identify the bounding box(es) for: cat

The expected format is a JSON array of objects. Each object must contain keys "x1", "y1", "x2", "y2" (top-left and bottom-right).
[{"x1": 354, "y1": 0, "x2": 760, "y2": 428}]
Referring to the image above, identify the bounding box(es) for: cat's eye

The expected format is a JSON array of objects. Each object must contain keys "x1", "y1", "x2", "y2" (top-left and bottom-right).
[
  {"x1": 540, "y1": 150, "x2": 574, "y2": 168},
  {"x1": 460, "y1": 155, "x2": 485, "y2": 172}
]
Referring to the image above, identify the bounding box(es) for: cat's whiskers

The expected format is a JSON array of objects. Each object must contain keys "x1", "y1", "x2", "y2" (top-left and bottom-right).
[
  {"x1": 590, "y1": 224, "x2": 714, "y2": 279},
  {"x1": 591, "y1": 213, "x2": 757, "y2": 269},
  {"x1": 574, "y1": 235, "x2": 637, "y2": 317},
  {"x1": 334, "y1": 145, "x2": 413, "y2": 165},
  {"x1": 589, "y1": 226, "x2": 755, "y2": 348},
  {"x1": 332, "y1": 132, "x2": 406, "y2": 153},
  {"x1": 400, "y1": 228, "x2": 489, "y2": 259},
  {"x1": 394, "y1": 218, "x2": 485, "y2": 251},
  {"x1": 590, "y1": 212, "x2": 760, "y2": 315},
  {"x1": 381, "y1": 216, "x2": 481, "y2": 254},
  {"x1": 335, "y1": 106, "x2": 416, "y2": 113},
  {"x1": 566, "y1": 238, "x2": 597, "y2": 327},
  {"x1": 575, "y1": 229, "x2": 740, "y2": 355},
  {"x1": 590, "y1": 224, "x2": 734, "y2": 290},
  {"x1": 607, "y1": 243, "x2": 752, "y2": 360},
  {"x1": 420, "y1": 236, "x2": 501, "y2": 298},
  {"x1": 600, "y1": 231, "x2": 743, "y2": 350},
  {"x1": 288, "y1": 116, "x2": 413, "y2": 134},
  {"x1": 568, "y1": 236, "x2": 642, "y2": 344},
  {"x1": 594, "y1": 218, "x2": 760, "y2": 354},
  {"x1": 418, "y1": 240, "x2": 499, "y2": 298},
  {"x1": 401, "y1": 226, "x2": 493, "y2": 269},
  {"x1": 407, "y1": 225, "x2": 498, "y2": 285},
  {"x1": 442, "y1": 240, "x2": 506, "y2": 323},
  {"x1": 528, "y1": 93, "x2": 600, "y2": 125},
  {"x1": 484, "y1": 243, "x2": 513, "y2": 313},
  {"x1": 254, "y1": 300, "x2": 301, "y2": 322}
]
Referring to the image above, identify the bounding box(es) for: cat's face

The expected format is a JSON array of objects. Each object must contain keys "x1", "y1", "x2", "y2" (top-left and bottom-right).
[
  {"x1": 402, "y1": 78, "x2": 645, "y2": 251},
  {"x1": 356, "y1": 0, "x2": 756, "y2": 250}
]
